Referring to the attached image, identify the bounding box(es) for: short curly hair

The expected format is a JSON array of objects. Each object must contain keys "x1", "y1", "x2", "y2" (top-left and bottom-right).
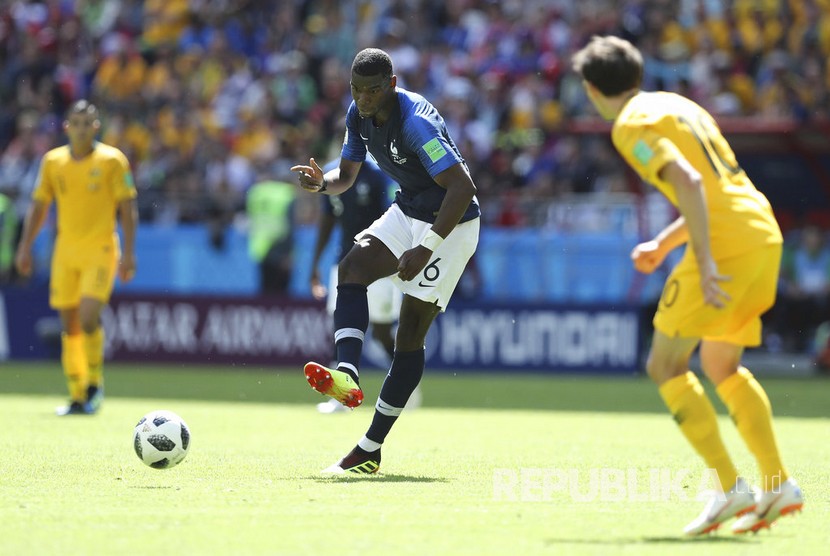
[{"x1": 351, "y1": 48, "x2": 393, "y2": 79}]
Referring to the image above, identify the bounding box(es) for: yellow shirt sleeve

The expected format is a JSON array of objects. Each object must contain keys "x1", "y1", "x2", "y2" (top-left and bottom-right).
[
  {"x1": 111, "y1": 150, "x2": 138, "y2": 202},
  {"x1": 612, "y1": 122, "x2": 683, "y2": 203},
  {"x1": 32, "y1": 156, "x2": 55, "y2": 205}
]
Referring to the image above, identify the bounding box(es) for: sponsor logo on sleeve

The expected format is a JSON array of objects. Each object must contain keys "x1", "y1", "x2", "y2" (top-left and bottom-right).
[
  {"x1": 423, "y1": 138, "x2": 447, "y2": 163},
  {"x1": 633, "y1": 140, "x2": 654, "y2": 166}
]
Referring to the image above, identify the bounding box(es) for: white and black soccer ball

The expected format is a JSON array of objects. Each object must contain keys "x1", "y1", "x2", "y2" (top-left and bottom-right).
[{"x1": 133, "y1": 410, "x2": 191, "y2": 469}]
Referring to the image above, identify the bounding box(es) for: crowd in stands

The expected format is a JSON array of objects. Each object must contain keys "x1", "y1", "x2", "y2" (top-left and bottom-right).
[
  {"x1": 1, "y1": 0, "x2": 829, "y2": 230},
  {"x1": 1, "y1": 0, "x2": 830, "y2": 354}
]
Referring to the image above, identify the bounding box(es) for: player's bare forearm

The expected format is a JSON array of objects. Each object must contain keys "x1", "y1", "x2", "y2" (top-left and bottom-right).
[
  {"x1": 661, "y1": 158, "x2": 730, "y2": 306},
  {"x1": 662, "y1": 160, "x2": 711, "y2": 266},
  {"x1": 311, "y1": 213, "x2": 336, "y2": 271},
  {"x1": 320, "y1": 165, "x2": 360, "y2": 196},
  {"x1": 14, "y1": 201, "x2": 49, "y2": 276},
  {"x1": 397, "y1": 165, "x2": 475, "y2": 282},
  {"x1": 631, "y1": 216, "x2": 688, "y2": 273},
  {"x1": 118, "y1": 199, "x2": 138, "y2": 256},
  {"x1": 118, "y1": 199, "x2": 138, "y2": 281},
  {"x1": 430, "y1": 163, "x2": 477, "y2": 239},
  {"x1": 17, "y1": 201, "x2": 49, "y2": 250},
  {"x1": 653, "y1": 216, "x2": 689, "y2": 254}
]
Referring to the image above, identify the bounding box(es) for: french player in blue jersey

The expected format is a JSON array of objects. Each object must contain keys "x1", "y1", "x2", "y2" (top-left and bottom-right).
[{"x1": 292, "y1": 48, "x2": 480, "y2": 474}]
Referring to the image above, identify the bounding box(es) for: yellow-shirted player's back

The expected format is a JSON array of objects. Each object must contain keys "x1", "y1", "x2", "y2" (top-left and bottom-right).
[
  {"x1": 612, "y1": 91, "x2": 782, "y2": 259},
  {"x1": 34, "y1": 142, "x2": 136, "y2": 252}
]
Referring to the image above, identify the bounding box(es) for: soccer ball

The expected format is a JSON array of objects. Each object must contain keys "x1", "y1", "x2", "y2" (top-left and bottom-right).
[{"x1": 133, "y1": 410, "x2": 191, "y2": 469}]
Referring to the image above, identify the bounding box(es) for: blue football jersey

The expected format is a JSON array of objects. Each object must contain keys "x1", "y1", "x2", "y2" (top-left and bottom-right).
[{"x1": 341, "y1": 87, "x2": 480, "y2": 224}]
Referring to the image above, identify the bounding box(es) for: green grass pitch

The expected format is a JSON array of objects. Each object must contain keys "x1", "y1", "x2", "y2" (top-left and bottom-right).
[{"x1": 1, "y1": 362, "x2": 828, "y2": 555}]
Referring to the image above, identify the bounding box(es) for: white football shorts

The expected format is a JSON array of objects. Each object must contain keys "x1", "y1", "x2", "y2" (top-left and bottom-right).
[
  {"x1": 356, "y1": 203, "x2": 479, "y2": 311},
  {"x1": 326, "y1": 265, "x2": 402, "y2": 324}
]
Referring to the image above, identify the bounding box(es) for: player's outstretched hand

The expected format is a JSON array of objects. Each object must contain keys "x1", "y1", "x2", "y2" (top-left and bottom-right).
[
  {"x1": 14, "y1": 248, "x2": 32, "y2": 277},
  {"x1": 290, "y1": 158, "x2": 326, "y2": 192},
  {"x1": 397, "y1": 245, "x2": 432, "y2": 282},
  {"x1": 119, "y1": 252, "x2": 136, "y2": 283},
  {"x1": 310, "y1": 269, "x2": 327, "y2": 300},
  {"x1": 630, "y1": 240, "x2": 666, "y2": 274}
]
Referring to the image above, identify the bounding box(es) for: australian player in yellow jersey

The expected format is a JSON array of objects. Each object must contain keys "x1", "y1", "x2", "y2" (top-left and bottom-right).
[
  {"x1": 573, "y1": 36, "x2": 803, "y2": 536},
  {"x1": 15, "y1": 100, "x2": 138, "y2": 416}
]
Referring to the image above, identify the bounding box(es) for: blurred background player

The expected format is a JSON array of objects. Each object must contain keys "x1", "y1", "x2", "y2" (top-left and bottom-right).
[
  {"x1": 246, "y1": 173, "x2": 296, "y2": 296},
  {"x1": 776, "y1": 224, "x2": 830, "y2": 353},
  {"x1": 292, "y1": 48, "x2": 479, "y2": 473},
  {"x1": 310, "y1": 157, "x2": 422, "y2": 414},
  {"x1": 14, "y1": 100, "x2": 138, "y2": 415},
  {"x1": 0, "y1": 192, "x2": 16, "y2": 283},
  {"x1": 573, "y1": 36, "x2": 802, "y2": 536}
]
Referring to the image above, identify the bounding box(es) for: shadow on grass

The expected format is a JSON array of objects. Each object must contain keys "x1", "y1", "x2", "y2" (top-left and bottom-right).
[
  {"x1": 545, "y1": 535, "x2": 759, "y2": 546},
  {"x1": 309, "y1": 473, "x2": 450, "y2": 484},
  {"x1": 640, "y1": 535, "x2": 759, "y2": 544}
]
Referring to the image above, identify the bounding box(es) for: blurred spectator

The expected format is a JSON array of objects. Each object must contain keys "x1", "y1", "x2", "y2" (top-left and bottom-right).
[
  {"x1": 0, "y1": 111, "x2": 48, "y2": 224},
  {"x1": 93, "y1": 44, "x2": 147, "y2": 103},
  {"x1": 142, "y1": 0, "x2": 190, "y2": 52},
  {"x1": 772, "y1": 225, "x2": 830, "y2": 352},
  {"x1": 0, "y1": 0, "x2": 828, "y2": 232},
  {"x1": 268, "y1": 50, "x2": 317, "y2": 124}
]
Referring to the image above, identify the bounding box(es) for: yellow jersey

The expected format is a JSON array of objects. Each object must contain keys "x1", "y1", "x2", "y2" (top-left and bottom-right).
[
  {"x1": 33, "y1": 142, "x2": 136, "y2": 251},
  {"x1": 612, "y1": 91, "x2": 782, "y2": 259}
]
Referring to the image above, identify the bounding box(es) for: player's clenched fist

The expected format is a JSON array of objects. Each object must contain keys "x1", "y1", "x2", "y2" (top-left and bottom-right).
[{"x1": 630, "y1": 240, "x2": 666, "y2": 274}]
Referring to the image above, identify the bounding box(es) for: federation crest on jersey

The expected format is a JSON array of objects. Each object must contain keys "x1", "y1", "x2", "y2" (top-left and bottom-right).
[
  {"x1": 88, "y1": 167, "x2": 101, "y2": 191},
  {"x1": 390, "y1": 139, "x2": 407, "y2": 165}
]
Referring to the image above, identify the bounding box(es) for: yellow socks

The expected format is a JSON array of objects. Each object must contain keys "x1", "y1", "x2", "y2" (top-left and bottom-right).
[
  {"x1": 659, "y1": 371, "x2": 739, "y2": 491},
  {"x1": 716, "y1": 367, "x2": 788, "y2": 491},
  {"x1": 85, "y1": 327, "x2": 105, "y2": 388},
  {"x1": 658, "y1": 368, "x2": 789, "y2": 492},
  {"x1": 61, "y1": 333, "x2": 88, "y2": 402}
]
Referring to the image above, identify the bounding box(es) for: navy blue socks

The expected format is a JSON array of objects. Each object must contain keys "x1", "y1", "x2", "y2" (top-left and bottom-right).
[
  {"x1": 364, "y1": 348, "x2": 425, "y2": 445},
  {"x1": 333, "y1": 283, "x2": 368, "y2": 382}
]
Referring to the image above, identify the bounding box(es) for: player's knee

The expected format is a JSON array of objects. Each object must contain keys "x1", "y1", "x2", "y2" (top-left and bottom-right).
[
  {"x1": 337, "y1": 256, "x2": 370, "y2": 284},
  {"x1": 645, "y1": 354, "x2": 685, "y2": 384},
  {"x1": 701, "y1": 361, "x2": 740, "y2": 384},
  {"x1": 395, "y1": 319, "x2": 422, "y2": 345},
  {"x1": 644, "y1": 357, "x2": 662, "y2": 383},
  {"x1": 396, "y1": 320, "x2": 431, "y2": 351},
  {"x1": 699, "y1": 346, "x2": 742, "y2": 383},
  {"x1": 79, "y1": 315, "x2": 100, "y2": 334}
]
